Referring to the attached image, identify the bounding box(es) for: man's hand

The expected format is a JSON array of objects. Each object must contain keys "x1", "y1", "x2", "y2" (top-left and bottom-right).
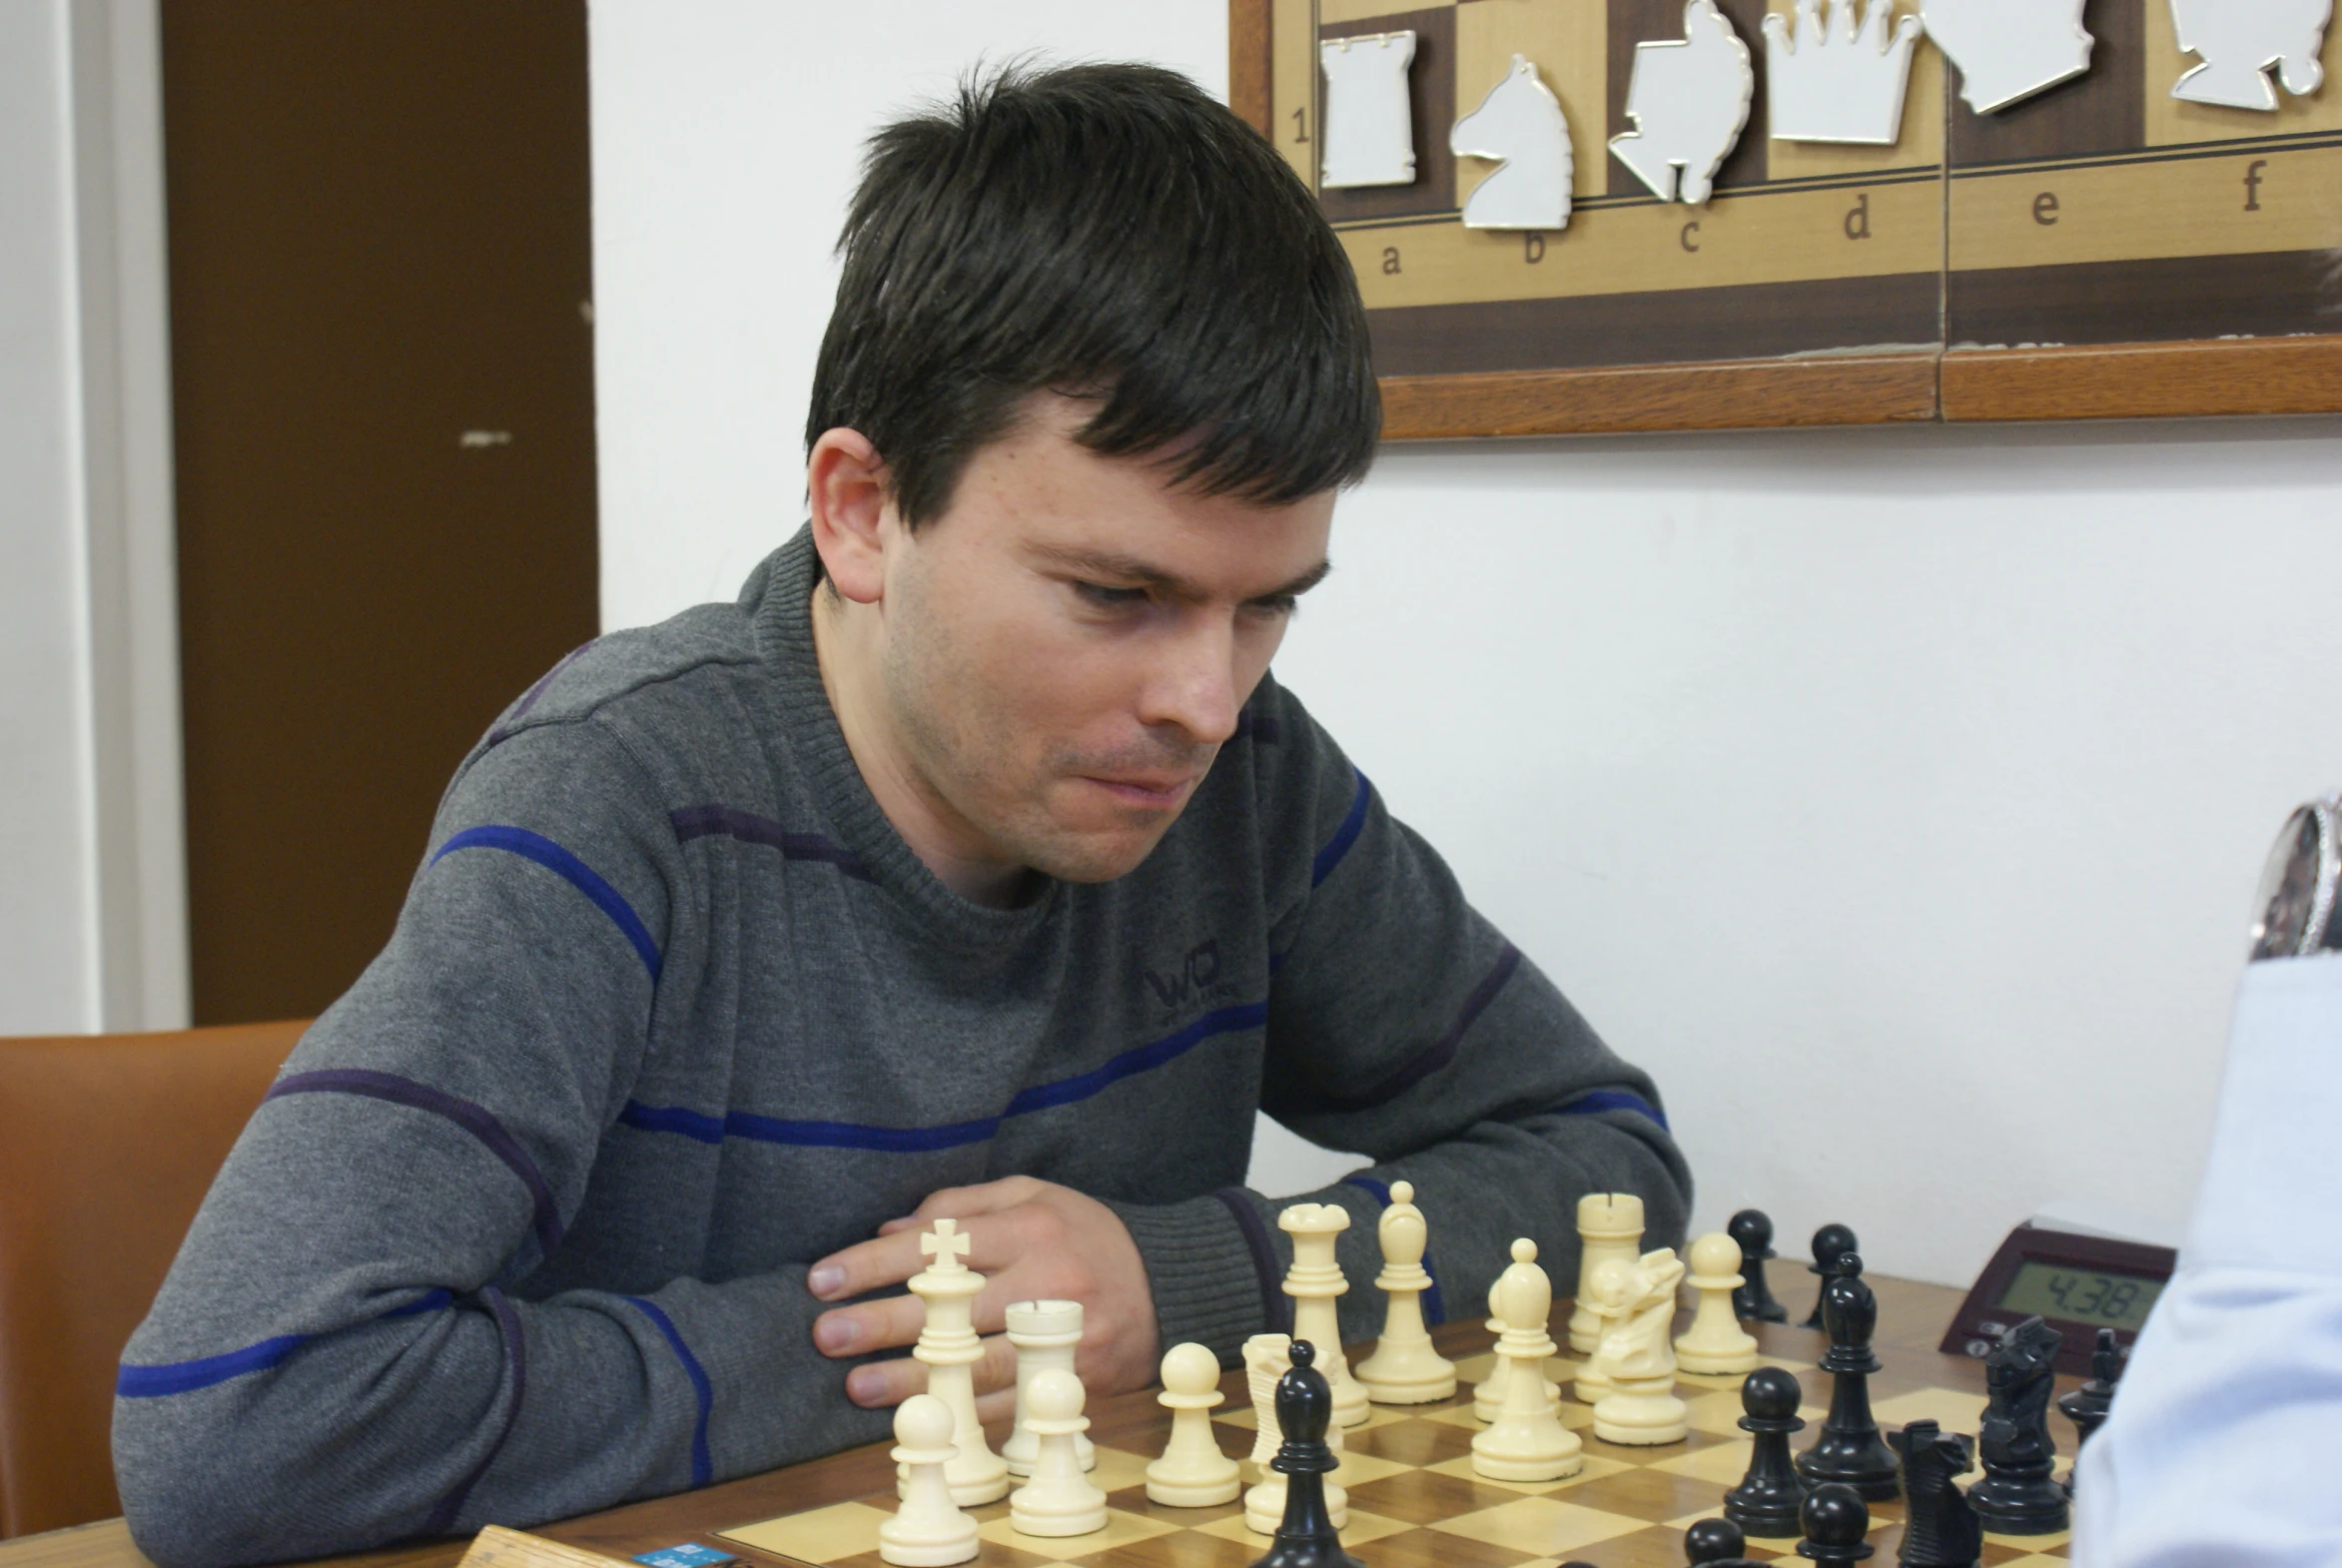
[{"x1": 806, "y1": 1176, "x2": 1160, "y2": 1416}]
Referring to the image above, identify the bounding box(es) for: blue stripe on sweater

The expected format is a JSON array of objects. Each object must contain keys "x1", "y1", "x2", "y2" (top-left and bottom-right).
[
  {"x1": 1310, "y1": 768, "x2": 1371, "y2": 888},
  {"x1": 116, "y1": 1289, "x2": 455, "y2": 1398},
  {"x1": 619, "y1": 1002, "x2": 1269, "y2": 1154},
  {"x1": 1340, "y1": 1176, "x2": 1445, "y2": 1327},
  {"x1": 431, "y1": 825, "x2": 662, "y2": 983},
  {"x1": 625, "y1": 1297, "x2": 715, "y2": 1487},
  {"x1": 1555, "y1": 1088, "x2": 1671, "y2": 1134}
]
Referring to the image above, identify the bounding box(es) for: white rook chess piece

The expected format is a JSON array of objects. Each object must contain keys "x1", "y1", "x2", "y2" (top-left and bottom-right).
[
  {"x1": 1002, "y1": 1299, "x2": 1095, "y2": 1477},
  {"x1": 1242, "y1": 1333, "x2": 1350, "y2": 1533},
  {"x1": 1278, "y1": 1202, "x2": 1368, "y2": 1427},
  {"x1": 1573, "y1": 1258, "x2": 1631, "y2": 1405},
  {"x1": 1471, "y1": 1238, "x2": 1583, "y2": 1481},
  {"x1": 1592, "y1": 1248, "x2": 1690, "y2": 1445},
  {"x1": 1353, "y1": 1181, "x2": 1457, "y2": 1403},
  {"x1": 1007, "y1": 1368, "x2": 1107, "y2": 1538},
  {"x1": 1146, "y1": 1342, "x2": 1241, "y2": 1506},
  {"x1": 1569, "y1": 1192, "x2": 1646, "y2": 1353},
  {"x1": 906, "y1": 1218, "x2": 1009, "y2": 1506},
  {"x1": 879, "y1": 1394, "x2": 979, "y2": 1567},
  {"x1": 1675, "y1": 1231, "x2": 1761, "y2": 1375}
]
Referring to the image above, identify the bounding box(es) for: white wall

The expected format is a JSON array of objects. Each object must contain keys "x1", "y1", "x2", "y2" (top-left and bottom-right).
[
  {"x1": 587, "y1": 2, "x2": 2342, "y2": 1285},
  {"x1": 0, "y1": 0, "x2": 188, "y2": 1037}
]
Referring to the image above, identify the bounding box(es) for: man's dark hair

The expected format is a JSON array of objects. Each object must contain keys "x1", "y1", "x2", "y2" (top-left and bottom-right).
[{"x1": 807, "y1": 61, "x2": 1379, "y2": 524}]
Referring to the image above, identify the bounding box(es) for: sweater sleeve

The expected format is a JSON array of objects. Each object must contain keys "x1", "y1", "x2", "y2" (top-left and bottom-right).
[
  {"x1": 1166, "y1": 679, "x2": 1696, "y2": 1351},
  {"x1": 112, "y1": 719, "x2": 884, "y2": 1568}
]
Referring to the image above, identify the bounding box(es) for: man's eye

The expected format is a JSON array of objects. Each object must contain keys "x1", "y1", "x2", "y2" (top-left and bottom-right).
[{"x1": 1075, "y1": 582, "x2": 1148, "y2": 608}]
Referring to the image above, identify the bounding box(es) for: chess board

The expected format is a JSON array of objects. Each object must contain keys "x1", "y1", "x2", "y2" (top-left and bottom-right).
[
  {"x1": 715, "y1": 1348, "x2": 2076, "y2": 1568},
  {"x1": 1230, "y1": 0, "x2": 2342, "y2": 431}
]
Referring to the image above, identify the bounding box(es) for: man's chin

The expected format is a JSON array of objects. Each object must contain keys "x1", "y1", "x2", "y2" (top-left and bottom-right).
[{"x1": 1019, "y1": 823, "x2": 1176, "y2": 885}]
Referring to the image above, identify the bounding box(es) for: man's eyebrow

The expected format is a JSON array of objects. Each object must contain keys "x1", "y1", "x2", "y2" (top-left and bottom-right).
[{"x1": 1030, "y1": 543, "x2": 1331, "y2": 603}]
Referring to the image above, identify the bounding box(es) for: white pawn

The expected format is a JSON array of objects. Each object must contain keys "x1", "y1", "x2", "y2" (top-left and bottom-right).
[
  {"x1": 1002, "y1": 1299, "x2": 1096, "y2": 1476},
  {"x1": 1008, "y1": 1368, "x2": 1107, "y2": 1538},
  {"x1": 1354, "y1": 1181, "x2": 1457, "y2": 1403},
  {"x1": 1471, "y1": 1238, "x2": 1583, "y2": 1481},
  {"x1": 1147, "y1": 1342, "x2": 1241, "y2": 1506},
  {"x1": 879, "y1": 1395, "x2": 979, "y2": 1567},
  {"x1": 1674, "y1": 1231, "x2": 1761, "y2": 1375}
]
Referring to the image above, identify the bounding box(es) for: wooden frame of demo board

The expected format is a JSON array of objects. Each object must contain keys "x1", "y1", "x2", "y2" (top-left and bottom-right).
[{"x1": 1229, "y1": 0, "x2": 2342, "y2": 437}]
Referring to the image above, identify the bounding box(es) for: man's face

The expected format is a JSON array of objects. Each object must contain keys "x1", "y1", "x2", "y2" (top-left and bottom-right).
[{"x1": 872, "y1": 398, "x2": 1334, "y2": 886}]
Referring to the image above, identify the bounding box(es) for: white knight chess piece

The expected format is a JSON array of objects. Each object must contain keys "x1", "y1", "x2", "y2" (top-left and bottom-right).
[
  {"x1": 1922, "y1": 0, "x2": 2093, "y2": 113},
  {"x1": 1765, "y1": 0, "x2": 1925, "y2": 144},
  {"x1": 1320, "y1": 32, "x2": 1418, "y2": 188},
  {"x1": 1608, "y1": 0, "x2": 1755, "y2": 205},
  {"x1": 2169, "y1": 0, "x2": 2331, "y2": 112},
  {"x1": 1450, "y1": 55, "x2": 1574, "y2": 231}
]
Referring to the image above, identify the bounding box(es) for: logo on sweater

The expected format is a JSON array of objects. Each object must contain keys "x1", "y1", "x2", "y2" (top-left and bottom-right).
[{"x1": 1143, "y1": 939, "x2": 1231, "y2": 1014}]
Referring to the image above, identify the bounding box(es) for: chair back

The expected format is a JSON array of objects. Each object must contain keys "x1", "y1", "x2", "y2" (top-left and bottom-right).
[{"x1": 0, "y1": 1021, "x2": 305, "y2": 1537}]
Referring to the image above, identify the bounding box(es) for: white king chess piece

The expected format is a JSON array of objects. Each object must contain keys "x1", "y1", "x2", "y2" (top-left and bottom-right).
[
  {"x1": 1921, "y1": 0, "x2": 2093, "y2": 114},
  {"x1": 1320, "y1": 31, "x2": 1418, "y2": 188},
  {"x1": 1765, "y1": 0, "x2": 1924, "y2": 144},
  {"x1": 1608, "y1": 0, "x2": 1755, "y2": 205},
  {"x1": 905, "y1": 1218, "x2": 1010, "y2": 1506},
  {"x1": 1450, "y1": 55, "x2": 1573, "y2": 231},
  {"x1": 2169, "y1": 0, "x2": 2331, "y2": 112}
]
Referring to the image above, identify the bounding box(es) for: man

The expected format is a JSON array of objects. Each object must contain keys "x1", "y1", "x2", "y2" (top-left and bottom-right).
[{"x1": 114, "y1": 64, "x2": 1688, "y2": 1566}]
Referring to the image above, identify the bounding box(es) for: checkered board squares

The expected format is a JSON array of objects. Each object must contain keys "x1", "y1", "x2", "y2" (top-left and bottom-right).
[{"x1": 715, "y1": 1382, "x2": 2073, "y2": 1568}]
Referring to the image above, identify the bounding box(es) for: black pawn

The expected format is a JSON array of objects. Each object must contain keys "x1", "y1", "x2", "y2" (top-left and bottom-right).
[
  {"x1": 1796, "y1": 1483, "x2": 1874, "y2": 1565},
  {"x1": 1969, "y1": 1316, "x2": 2069, "y2": 1535},
  {"x1": 1724, "y1": 1365, "x2": 1810, "y2": 1537},
  {"x1": 1730, "y1": 1209, "x2": 1789, "y2": 1323},
  {"x1": 1249, "y1": 1340, "x2": 1363, "y2": 1568},
  {"x1": 1894, "y1": 1420, "x2": 1981, "y2": 1568},
  {"x1": 1796, "y1": 1253, "x2": 1899, "y2": 1502},
  {"x1": 2056, "y1": 1328, "x2": 2124, "y2": 1455},
  {"x1": 1802, "y1": 1224, "x2": 1859, "y2": 1328},
  {"x1": 1686, "y1": 1517, "x2": 1761, "y2": 1567}
]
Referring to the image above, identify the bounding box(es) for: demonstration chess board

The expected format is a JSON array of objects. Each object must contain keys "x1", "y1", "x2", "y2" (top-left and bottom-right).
[
  {"x1": 715, "y1": 1349, "x2": 2076, "y2": 1568},
  {"x1": 1232, "y1": 0, "x2": 2342, "y2": 431}
]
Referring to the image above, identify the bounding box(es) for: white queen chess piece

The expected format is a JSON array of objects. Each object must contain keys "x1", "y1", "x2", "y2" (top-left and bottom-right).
[
  {"x1": 1146, "y1": 1342, "x2": 1241, "y2": 1506},
  {"x1": 1320, "y1": 32, "x2": 1418, "y2": 188},
  {"x1": 1592, "y1": 1247, "x2": 1690, "y2": 1445},
  {"x1": 1765, "y1": 0, "x2": 1925, "y2": 144},
  {"x1": 1608, "y1": 0, "x2": 1755, "y2": 205},
  {"x1": 1002, "y1": 1300, "x2": 1095, "y2": 1477},
  {"x1": 1470, "y1": 1238, "x2": 1584, "y2": 1481},
  {"x1": 2169, "y1": 0, "x2": 2331, "y2": 112},
  {"x1": 1450, "y1": 55, "x2": 1574, "y2": 231},
  {"x1": 904, "y1": 1218, "x2": 1010, "y2": 1506},
  {"x1": 1922, "y1": 0, "x2": 2094, "y2": 114},
  {"x1": 878, "y1": 1395, "x2": 980, "y2": 1568},
  {"x1": 1352, "y1": 1181, "x2": 1458, "y2": 1401}
]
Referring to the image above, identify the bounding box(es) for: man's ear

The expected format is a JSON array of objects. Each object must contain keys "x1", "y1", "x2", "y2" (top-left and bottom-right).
[{"x1": 807, "y1": 427, "x2": 892, "y2": 605}]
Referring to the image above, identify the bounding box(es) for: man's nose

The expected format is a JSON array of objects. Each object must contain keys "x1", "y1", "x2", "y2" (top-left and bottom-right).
[{"x1": 1140, "y1": 617, "x2": 1240, "y2": 746}]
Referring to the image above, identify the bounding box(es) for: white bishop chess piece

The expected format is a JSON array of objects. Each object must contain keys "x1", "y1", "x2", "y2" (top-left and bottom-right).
[
  {"x1": 2169, "y1": 0, "x2": 2330, "y2": 112},
  {"x1": 906, "y1": 1219, "x2": 1009, "y2": 1506},
  {"x1": 1474, "y1": 1277, "x2": 1560, "y2": 1421},
  {"x1": 1764, "y1": 0, "x2": 1924, "y2": 144},
  {"x1": 1471, "y1": 1238, "x2": 1583, "y2": 1481},
  {"x1": 1674, "y1": 1230, "x2": 1761, "y2": 1375},
  {"x1": 1007, "y1": 1368, "x2": 1107, "y2": 1538},
  {"x1": 1608, "y1": 0, "x2": 1755, "y2": 205},
  {"x1": 1591, "y1": 1247, "x2": 1690, "y2": 1445},
  {"x1": 879, "y1": 1394, "x2": 980, "y2": 1568},
  {"x1": 1353, "y1": 1181, "x2": 1457, "y2": 1402},
  {"x1": 1241, "y1": 1333, "x2": 1351, "y2": 1533},
  {"x1": 1278, "y1": 1202, "x2": 1369, "y2": 1426},
  {"x1": 1002, "y1": 1300, "x2": 1095, "y2": 1477},
  {"x1": 1146, "y1": 1342, "x2": 1241, "y2": 1506},
  {"x1": 1921, "y1": 0, "x2": 2094, "y2": 114}
]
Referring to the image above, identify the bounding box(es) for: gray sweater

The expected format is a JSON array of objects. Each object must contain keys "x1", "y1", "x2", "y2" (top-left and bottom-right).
[{"x1": 113, "y1": 528, "x2": 1690, "y2": 1566}]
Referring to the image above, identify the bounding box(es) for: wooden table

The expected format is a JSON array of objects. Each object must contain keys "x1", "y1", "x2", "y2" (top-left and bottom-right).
[{"x1": 1, "y1": 1274, "x2": 2080, "y2": 1568}]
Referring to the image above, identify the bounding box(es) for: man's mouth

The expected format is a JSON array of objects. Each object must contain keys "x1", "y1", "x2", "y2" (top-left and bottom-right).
[{"x1": 1081, "y1": 773, "x2": 1200, "y2": 809}]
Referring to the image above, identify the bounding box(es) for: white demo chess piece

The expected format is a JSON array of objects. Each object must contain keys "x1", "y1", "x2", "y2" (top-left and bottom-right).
[
  {"x1": 1242, "y1": 1334, "x2": 1350, "y2": 1532},
  {"x1": 1572, "y1": 1258, "x2": 1631, "y2": 1405},
  {"x1": 906, "y1": 1219, "x2": 1010, "y2": 1506},
  {"x1": 879, "y1": 1395, "x2": 980, "y2": 1568},
  {"x1": 1147, "y1": 1342, "x2": 1241, "y2": 1506},
  {"x1": 1568, "y1": 1192, "x2": 1646, "y2": 1353},
  {"x1": 1002, "y1": 1300, "x2": 1095, "y2": 1477},
  {"x1": 1609, "y1": 0, "x2": 1755, "y2": 204},
  {"x1": 1592, "y1": 1247, "x2": 1690, "y2": 1445},
  {"x1": 1471, "y1": 1238, "x2": 1584, "y2": 1481},
  {"x1": 1674, "y1": 1231, "x2": 1762, "y2": 1375},
  {"x1": 1278, "y1": 1203, "x2": 1369, "y2": 1426},
  {"x1": 1320, "y1": 31, "x2": 1418, "y2": 188},
  {"x1": 1764, "y1": 0, "x2": 1924, "y2": 144},
  {"x1": 1450, "y1": 55, "x2": 1573, "y2": 231},
  {"x1": 2170, "y1": 0, "x2": 2331, "y2": 111},
  {"x1": 1353, "y1": 1181, "x2": 1458, "y2": 1402},
  {"x1": 1921, "y1": 0, "x2": 2093, "y2": 113},
  {"x1": 1007, "y1": 1368, "x2": 1107, "y2": 1538}
]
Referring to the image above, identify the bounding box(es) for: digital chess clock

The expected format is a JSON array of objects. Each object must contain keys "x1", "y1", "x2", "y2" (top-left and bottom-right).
[{"x1": 1939, "y1": 1224, "x2": 2177, "y2": 1378}]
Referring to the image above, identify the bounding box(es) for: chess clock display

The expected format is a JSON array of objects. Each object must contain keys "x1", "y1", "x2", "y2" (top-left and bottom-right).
[{"x1": 1940, "y1": 1224, "x2": 2176, "y2": 1377}]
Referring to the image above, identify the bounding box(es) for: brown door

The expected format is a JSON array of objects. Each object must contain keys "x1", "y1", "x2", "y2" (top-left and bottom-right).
[{"x1": 163, "y1": 1, "x2": 599, "y2": 1025}]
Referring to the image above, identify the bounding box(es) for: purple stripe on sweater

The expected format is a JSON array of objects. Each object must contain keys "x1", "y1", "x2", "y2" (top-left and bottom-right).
[
  {"x1": 669, "y1": 805, "x2": 874, "y2": 881},
  {"x1": 486, "y1": 641, "x2": 593, "y2": 747},
  {"x1": 1310, "y1": 768, "x2": 1371, "y2": 888},
  {"x1": 624, "y1": 1296, "x2": 714, "y2": 1487},
  {"x1": 1214, "y1": 1188, "x2": 1291, "y2": 1336},
  {"x1": 422, "y1": 1288, "x2": 528, "y2": 1536},
  {"x1": 1272, "y1": 944, "x2": 1522, "y2": 1117},
  {"x1": 267, "y1": 1071, "x2": 564, "y2": 1257}
]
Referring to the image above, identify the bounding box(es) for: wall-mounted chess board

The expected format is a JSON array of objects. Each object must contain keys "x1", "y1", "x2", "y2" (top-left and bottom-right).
[{"x1": 1227, "y1": 0, "x2": 2342, "y2": 434}]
